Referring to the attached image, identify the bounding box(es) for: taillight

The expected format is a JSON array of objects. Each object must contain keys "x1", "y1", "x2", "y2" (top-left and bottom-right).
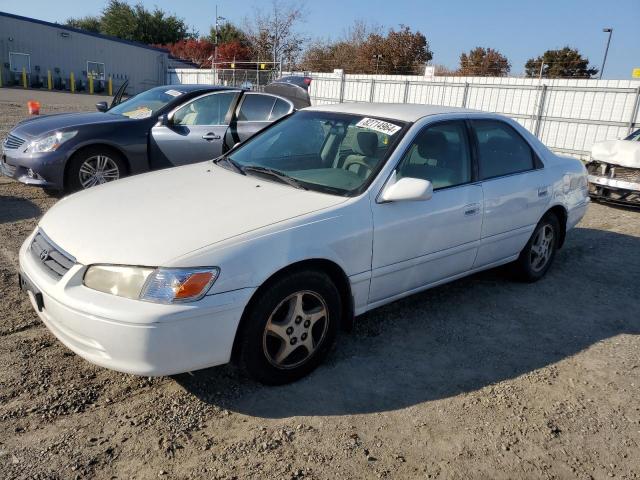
[{"x1": 303, "y1": 77, "x2": 312, "y2": 85}]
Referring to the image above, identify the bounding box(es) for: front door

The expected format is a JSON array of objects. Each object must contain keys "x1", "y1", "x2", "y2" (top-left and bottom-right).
[
  {"x1": 150, "y1": 91, "x2": 238, "y2": 168},
  {"x1": 369, "y1": 120, "x2": 483, "y2": 304}
]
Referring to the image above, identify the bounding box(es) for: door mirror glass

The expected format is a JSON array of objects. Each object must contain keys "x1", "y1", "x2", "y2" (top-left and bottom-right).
[
  {"x1": 156, "y1": 114, "x2": 172, "y2": 127},
  {"x1": 95, "y1": 101, "x2": 108, "y2": 112},
  {"x1": 380, "y1": 174, "x2": 433, "y2": 202}
]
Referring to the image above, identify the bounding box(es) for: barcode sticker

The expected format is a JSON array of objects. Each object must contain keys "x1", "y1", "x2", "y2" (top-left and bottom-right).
[{"x1": 355, "y1": 117, "x2": 402, "y2": 135}]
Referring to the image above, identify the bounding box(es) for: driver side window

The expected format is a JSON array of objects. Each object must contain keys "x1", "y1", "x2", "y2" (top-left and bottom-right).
[
  {"x1": 396, "y1": 121, "x2": 471, "y2": 190},
  {"x1": 173, "y1": 92, "x2": 235, "y2": 126}
]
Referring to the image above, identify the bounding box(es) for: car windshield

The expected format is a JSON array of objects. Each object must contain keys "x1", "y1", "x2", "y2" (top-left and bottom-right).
[
  {"x1": 223, "y1": 111, "x2": 407, "y2": 196},
  {"x1": 108, "y1": 87, "x2": 184, "y2": 119}
]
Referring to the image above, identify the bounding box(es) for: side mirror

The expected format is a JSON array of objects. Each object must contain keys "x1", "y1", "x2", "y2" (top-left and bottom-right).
[
  {"x1": 95, "y1": 101, "x2": 108, "y2": 112},
  {"x1": 379, "y1": 174, "x2": 433, "y2": 202},
  {"x1": 156, "y1": 114, "x2": 172, "y2": 127}
]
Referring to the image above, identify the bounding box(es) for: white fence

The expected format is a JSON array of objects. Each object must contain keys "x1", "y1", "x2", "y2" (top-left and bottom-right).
[{"x1": 168, "y1": 68, "x2": 640, "y2": 159}]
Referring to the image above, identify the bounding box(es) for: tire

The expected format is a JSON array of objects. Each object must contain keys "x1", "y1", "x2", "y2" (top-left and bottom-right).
[
  {"x1": 65, "y1": 147, "x2": 127, "y2": 192},
  {"x1": 513, "y1": 213, "x2": 560, "y2": 282},
  {"x1": 237, "y1": 270, "x2": 341, "y2": 385}
]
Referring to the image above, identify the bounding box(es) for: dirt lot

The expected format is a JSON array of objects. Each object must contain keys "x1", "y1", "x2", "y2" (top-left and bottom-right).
[{"x1": 0, "y1": 89, "x2": 639, "y2": 480}]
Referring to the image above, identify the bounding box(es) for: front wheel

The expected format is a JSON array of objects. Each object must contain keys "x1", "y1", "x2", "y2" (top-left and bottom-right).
[
  {"x1": 66, "y1": 147, "x2": 126, "y2": 192},
  {"x1": 513, "y1": 213, "x2": 560, "y2": 282},
  {"x1": 237, "y1": 271, "x2": 341, "y2": 385}
]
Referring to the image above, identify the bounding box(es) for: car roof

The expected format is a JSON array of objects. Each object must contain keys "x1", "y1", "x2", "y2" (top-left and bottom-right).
[
  {"x1": 161, "y1": 84, "x2": 240, "y2": 93},
  {"x1": 306, "y1": 103, "x2": 478, "y2": 122}
]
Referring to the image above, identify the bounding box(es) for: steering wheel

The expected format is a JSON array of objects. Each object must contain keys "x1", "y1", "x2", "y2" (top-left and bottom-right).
[{"x1": 343, "y1": 158, "x2": 373, "y2": 177}]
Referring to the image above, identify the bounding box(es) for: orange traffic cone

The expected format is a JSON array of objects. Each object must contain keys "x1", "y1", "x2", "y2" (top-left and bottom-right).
[{"x1": 27, "y1": 100, "x2": 40, "y2": 115}]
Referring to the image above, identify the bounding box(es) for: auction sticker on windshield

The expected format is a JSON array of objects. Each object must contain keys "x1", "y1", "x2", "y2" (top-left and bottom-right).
[
  {"x1": 164, "y1": 89, "x2": 183, "y2": 97},
  {"x1": 122, "y1": 107, "x2": 153, "y2": 119},
  {"x1": 356, "y1": 117, "x2": 402, "y2": 136}
]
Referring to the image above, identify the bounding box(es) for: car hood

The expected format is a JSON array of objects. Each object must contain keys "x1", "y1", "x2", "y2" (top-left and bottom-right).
[
  {"x1": 10, "y1": 112, "x2": 131, "y2": 140},
  {"x1": 38, "y1": 162, "x2": 347, "y2": 266},
  {"x1": 591, "y1": 139, "x2": 640, "y2": 169}
]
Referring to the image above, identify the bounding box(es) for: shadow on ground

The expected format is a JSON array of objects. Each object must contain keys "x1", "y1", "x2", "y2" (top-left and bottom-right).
[
  {"x1": 0, "y1": 195, "x2": 41, "y2": 224},
  {"x1": 173, "y1": 226, "x2": 639, "y2": 418}
]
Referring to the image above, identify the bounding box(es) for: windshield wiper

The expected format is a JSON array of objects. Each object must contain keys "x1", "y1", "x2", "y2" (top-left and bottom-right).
[
  {"x1": 214, "y1": 156, "x2": 245, "y2": 175},
  {"x1": 242, "y1": 166, "x2": 308, "y2": 190}
]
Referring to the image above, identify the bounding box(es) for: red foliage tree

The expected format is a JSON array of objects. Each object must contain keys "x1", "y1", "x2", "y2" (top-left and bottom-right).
[
  {"x1": 216, "y1": 41, "x2": 251, "y2": 67},
  {"x1": 155, "y1": 39, "x2": 215, "y2": 67}
]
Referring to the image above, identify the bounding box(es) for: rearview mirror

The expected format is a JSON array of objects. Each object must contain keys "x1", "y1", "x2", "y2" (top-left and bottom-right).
[
  {"x1": 379, "y1": 175, "x2": 433, "y2": 202},
  {"x1": 95, "y1": 101, "x2": 108, "y2": 112}
]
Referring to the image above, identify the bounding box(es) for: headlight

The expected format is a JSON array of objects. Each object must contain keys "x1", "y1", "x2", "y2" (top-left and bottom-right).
[
  {"x1": 25, "y1": 130, "x2": 77, "y2": 153},
  {"x1": 83, "y1": 265, "x2": 219, "y2": 303}
]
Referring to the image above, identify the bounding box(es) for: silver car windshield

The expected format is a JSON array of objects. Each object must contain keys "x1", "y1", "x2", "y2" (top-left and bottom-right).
[
  {"x1": 225, "y1": 111, "x2": 407, "y2": 196},
  {"x1": 109, "y1": 87, "x2": 184, "y2": 119}
]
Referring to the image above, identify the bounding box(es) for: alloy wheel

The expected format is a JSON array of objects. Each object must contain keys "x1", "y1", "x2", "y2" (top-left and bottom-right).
[
  {"x1": 78, "y1": 155, "x2": 120, "y2": 189},
  {"x1": 530, "y1": 224, "x2": 554, "y2": 272},
  {"x1": 262, "y1": 290, "x2": 329, "y2": 369}
]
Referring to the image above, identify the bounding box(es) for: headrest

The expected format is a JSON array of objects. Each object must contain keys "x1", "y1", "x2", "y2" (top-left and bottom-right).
[
  {"x1": 417, "y1": 130, "x2": 447, "y2": 158},
  {"x1": 354, "y1": 131, "x2": 378, "y2": 157}
]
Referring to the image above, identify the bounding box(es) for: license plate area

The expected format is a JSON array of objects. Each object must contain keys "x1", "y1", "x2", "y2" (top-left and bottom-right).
[{"x1": 19, "y1": 272, "x2": 45, "y2": 312}]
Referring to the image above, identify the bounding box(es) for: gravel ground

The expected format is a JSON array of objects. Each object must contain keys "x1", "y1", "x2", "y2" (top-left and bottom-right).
[{"x1": 1, "y1": 89, "x2": 639, "y2": 480}]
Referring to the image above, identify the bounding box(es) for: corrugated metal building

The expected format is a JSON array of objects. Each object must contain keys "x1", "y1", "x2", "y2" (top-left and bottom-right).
[{"x1": 0, "y1": 11, "x2": 169, "y2": 94}]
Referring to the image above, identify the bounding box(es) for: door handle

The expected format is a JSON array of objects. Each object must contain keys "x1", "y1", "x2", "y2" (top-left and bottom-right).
[
  {"x1": 463, "y1": 203, "x2": 481, "y2": 216},
  {"x1": 202, "y1": 133, "x2": 221, "y2": 141}
]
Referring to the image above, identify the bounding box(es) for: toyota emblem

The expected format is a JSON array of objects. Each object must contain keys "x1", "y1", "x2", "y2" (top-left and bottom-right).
[{"x1": 39, "y1": 249, "x2": 49, "y2": 261}]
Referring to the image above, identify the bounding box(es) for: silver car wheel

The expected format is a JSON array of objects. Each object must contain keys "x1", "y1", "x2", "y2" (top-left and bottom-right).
[
  {"x1": 530, "y1": 224, "x2": 554, "y2": 272},
  {"x1": 262, "y1": 290, "x2": 329, "y2": 369},
  {"x1": 78, "y1": 155, "x2": 120, "y2": 189}
]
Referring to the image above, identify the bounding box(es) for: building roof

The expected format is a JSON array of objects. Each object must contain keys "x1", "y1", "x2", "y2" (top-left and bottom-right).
[
  {"x1": 307, "y1": 103, "x2": 478, "y2": 122},
  {"x1": 0, "y1": 11, "x2": 169, "y2": 54}
]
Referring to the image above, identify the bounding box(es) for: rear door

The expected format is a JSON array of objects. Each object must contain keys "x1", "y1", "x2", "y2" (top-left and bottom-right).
[
  {"x1": 232, "y1": 92, "x2": 294, "y2": 143},
  {"x1": 470, "y1": 119, "x2": 550, "y2": 267},
  {"x1": 149, "y1": 90, "x2": 239, "y2": 167}
]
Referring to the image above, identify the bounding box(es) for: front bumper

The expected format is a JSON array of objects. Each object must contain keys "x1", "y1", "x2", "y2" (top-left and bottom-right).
[
  {"x1": 587, "y1": 175, "x2": 640, "y2": 206},
  {"x1": 1, "y1": 146, "x2": 67, "y2": 189},
  {"x1": 18, "y1": 232, "x2": 255, "y2": 376}
]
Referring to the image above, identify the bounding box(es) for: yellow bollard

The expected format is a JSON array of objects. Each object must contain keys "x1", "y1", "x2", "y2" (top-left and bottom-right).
[
  {"x1": 47, "y1": 70, "x2": 52, "y2": 90},
  {"x1": 22, "y1": 67, "x2": 27, "y2": 88},
  {"x1": 0, "y1": 68, "x2": 3, "y2": 88},
  {"x1": 70, "y1": 72, "x2": 75, "y2": 93},
  {"x1": 108, "y1": 76, "x2": 113, "y2": 96},
  {"x1": 89, "y1": 75, "x2": 94, "y2": 95}
]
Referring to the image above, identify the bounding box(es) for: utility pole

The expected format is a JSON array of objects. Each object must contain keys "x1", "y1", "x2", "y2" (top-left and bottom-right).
[
  {"x1": 373, "y1": 54, "x2": 382, "y2": 75},
  {"x1": 538, "y1": 61, "x2": 545, "y2": 81},
  {"x1": 599, "y1": 28, "x2": 613, "y2": 80},
  {"x1": 213, "y1": 6, "x2": 225, "y2": 81}
]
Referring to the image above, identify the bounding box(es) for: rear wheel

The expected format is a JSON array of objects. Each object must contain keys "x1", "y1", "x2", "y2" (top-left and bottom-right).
[
  {"x1": 65, "y1": 147, "x2": 126, "y2": 192},
  {"x1": 513, "y1": 213, "x2": 560, "y2": 282},
  {"x1": 237, "y1": 271, "x2": 341, "y2": 385}
]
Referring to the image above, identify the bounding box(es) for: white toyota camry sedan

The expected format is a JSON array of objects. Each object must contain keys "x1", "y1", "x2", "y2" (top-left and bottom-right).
[{"x1": 18, "y1": 103, "x2": 589, "y2": 384}]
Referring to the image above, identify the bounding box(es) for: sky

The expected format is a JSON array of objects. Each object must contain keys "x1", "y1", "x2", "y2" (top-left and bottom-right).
[{"x1": 1, "y1": 0, "x2": 638, "y2": 78}]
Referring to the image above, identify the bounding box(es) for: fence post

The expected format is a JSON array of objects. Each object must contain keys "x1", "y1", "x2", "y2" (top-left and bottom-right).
[
  {"x1": 402, "y1": 80, "x2": 410, "y2": 103},
  {"x1": 462, "y1": 82, "x2": 470, "y2": 108},
  {"x1": 534, "y1": 84, "x2": 548, "y2": 138},
  {"x1": 628, "y1": 86, "x2": 640, "y2": 134},
  {"x1": 369, "y1": 79, "x2": 375, "y2": 103},
  {"x1": 338, "y1": 71, "x2": 345, "y2": 103}
]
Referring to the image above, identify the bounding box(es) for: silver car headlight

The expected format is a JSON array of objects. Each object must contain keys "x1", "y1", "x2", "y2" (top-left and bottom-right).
[
  {"x1": 83, "y1": 265, "x2": 220, "y2": 303},
  {"x1": 25, "y1": 130, "x2": 78, "y2": 153}
]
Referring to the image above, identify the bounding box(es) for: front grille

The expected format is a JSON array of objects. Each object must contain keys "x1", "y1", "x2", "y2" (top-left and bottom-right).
[
  {"x1": 3, "y1": 134, "x2": 26, "y2": 150},
  {"x1": 30, "y1": 231, "x2": 76, "y2": 278},
  {"x1": 587, "y1": 161, "x2": 640, "y2": 184}
]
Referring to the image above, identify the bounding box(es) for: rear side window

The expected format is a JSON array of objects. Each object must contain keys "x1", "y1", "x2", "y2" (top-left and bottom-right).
[
  {"x1": 270, "y1": 98, "x2": 293, "y2": 121},
  {"x1": 238, "y1": 94, "x2": 276, "y2": 121},
  {"x1": 471, "y1": 120, "x2": 534, "y2": 179}
]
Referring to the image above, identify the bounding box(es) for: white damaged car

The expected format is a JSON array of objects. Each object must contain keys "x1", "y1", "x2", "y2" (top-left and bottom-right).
[
  {"x1": 586, "y1": 129, "x2": 640, "y2": 206},
  {"x1": 18, "y1": 104, "x2": 589, "y2": 384}
]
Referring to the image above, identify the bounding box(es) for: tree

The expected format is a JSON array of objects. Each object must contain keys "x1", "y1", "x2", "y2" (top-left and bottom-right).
[
  {"x1": 299, "y1": 22, "x2": 432, "y2": 75},
  {"x1": 244, "y1": 0, "x2": 306, "y2": 68},
  {"x1": 210, "y1": 22, "x2": 248, "y2": 46},
  {"x1": 217, "y1": 42, "x2": 252, "y2": 66},
  {"x1": 158, "y1": 39, "x2": 214, "y2": 67},
  {"x1": 525, "y1": 47, "x2": 598, "y2": 78},
  {"x1": 67, "y1": 0, "x2": 193, "y2": 45},
  {"x1": 65, "y1": 16, "x2": 101, "y2": 33},
  {"x1": 458, "y1": 47, "x2": 510, "y2": 76}
]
